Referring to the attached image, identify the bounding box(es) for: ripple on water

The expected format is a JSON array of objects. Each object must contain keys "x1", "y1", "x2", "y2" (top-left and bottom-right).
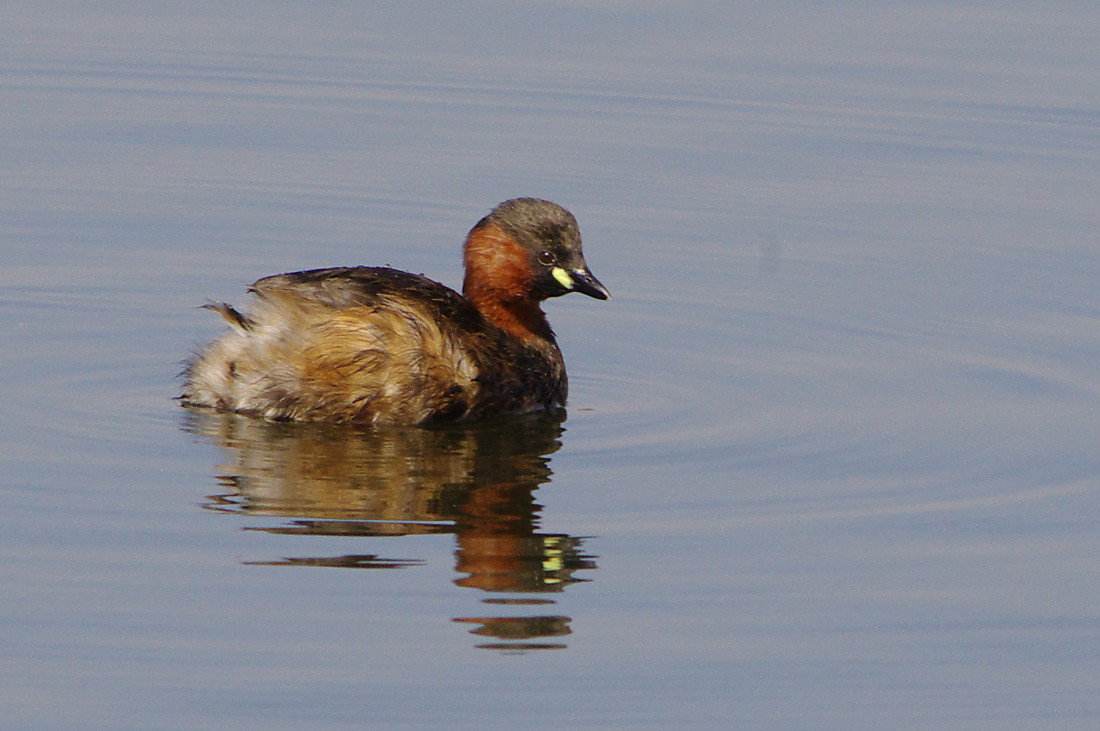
[{"x1": 562, "y1": 277, "x2": 1100, "y2": 533}]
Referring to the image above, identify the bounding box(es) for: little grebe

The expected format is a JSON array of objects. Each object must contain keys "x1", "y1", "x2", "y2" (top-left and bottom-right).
[{"x1": 180, "y1": 198, "x2": 609, "y2": 424}]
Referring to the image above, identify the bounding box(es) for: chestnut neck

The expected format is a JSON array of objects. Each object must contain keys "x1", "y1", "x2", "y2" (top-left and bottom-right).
[{"x1": 462, "y1": 224, "x2": 554, "y2": 344}]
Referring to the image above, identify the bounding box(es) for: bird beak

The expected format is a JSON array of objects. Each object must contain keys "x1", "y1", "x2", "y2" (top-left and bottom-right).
[{"x1": 568, "y1": 267, "x2": 610, "y2": 300}]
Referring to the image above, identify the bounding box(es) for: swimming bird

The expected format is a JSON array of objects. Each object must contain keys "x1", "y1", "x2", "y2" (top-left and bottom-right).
[{"x1": 180, "y1": 198, "x2": 609, "y2": 424}]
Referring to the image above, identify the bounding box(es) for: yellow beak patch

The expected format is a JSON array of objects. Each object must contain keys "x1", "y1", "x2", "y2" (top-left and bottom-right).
[{"x1": 551, "y1": 266, "x2": 574, "y2": 290}]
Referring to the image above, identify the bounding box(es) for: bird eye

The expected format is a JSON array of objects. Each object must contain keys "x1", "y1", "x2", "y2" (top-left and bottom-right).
[{"x1": 537, "y1": 250, "x2": 555, "y2": 266}]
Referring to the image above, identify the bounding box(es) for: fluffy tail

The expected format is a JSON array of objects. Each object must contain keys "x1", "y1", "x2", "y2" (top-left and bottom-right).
[{"x1": 201, "y1": 301, "x2": 255, "y2": 331}]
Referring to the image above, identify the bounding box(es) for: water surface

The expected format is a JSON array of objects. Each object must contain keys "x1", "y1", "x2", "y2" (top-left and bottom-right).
[{"x1": 3, "y1": 2, "x2": 1100, "y2": 728}]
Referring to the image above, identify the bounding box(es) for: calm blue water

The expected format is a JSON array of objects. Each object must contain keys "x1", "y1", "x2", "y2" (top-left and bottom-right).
[{"x1": 4, "y1": 3, "x2": 1100, "y2": 728}]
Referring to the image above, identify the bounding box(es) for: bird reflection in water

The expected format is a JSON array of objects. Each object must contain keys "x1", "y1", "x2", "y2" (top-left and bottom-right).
[{"x1": 181, "y1": 408, "x2": 597, "y2": 652}]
